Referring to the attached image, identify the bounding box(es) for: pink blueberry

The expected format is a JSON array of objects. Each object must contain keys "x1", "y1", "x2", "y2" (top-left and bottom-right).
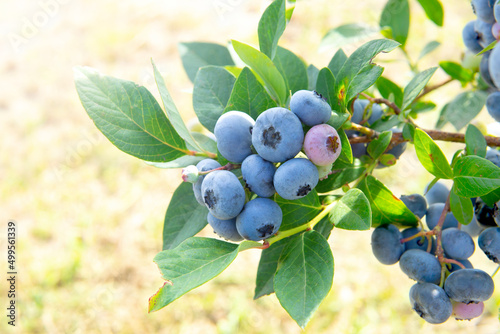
[
  {"x1": 303, "y1": 124, "x2": 342, "y2": 166},
  {"x1": 452, "y1": 301, "x2": 484, "y2": 321}
]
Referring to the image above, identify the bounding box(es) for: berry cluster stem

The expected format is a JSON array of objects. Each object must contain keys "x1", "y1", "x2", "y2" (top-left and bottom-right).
[{"x1": 197, "y1": 163, "x2": 241, "y2": 175}]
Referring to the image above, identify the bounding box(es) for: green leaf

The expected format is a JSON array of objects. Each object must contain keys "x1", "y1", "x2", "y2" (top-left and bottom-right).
[
  {"x1": 189, "y1": 132, "x2": 217, "y2": 154},
  {"x1": 477, "y1": 40, "x2": 498, "y2": 56},
  {"x1": 336, "y1": 39, "x2": 400, "y2": 106},
  {"x1": 145, "y1": 155, "x2": 205, "y2": 169},
  {"x1": 327, "y1": 111, "x2": 350, "y2": 130},
  {"x1": 453, "y1": 156, "x2": 500, "y2": 197},
  {"x1": 402, "y1": 67, "x2": 437, "y2": 111},
  {"x1": 149, "y1": 238, "x2": 240, "y2": 312},
  {"x1": 416, "y1": 0, "x2": 444, "y2": 26},
  {"x1": 436, "y1": 91, "x2": 488, "y2": 130},
  {"x1": 224, "y1": 67, "x2": 277, "y2": 119},
  {"x1": 376, "y1": 76, "x2": 403, "y2": 107},
  {"x1": 314, "y1": 215, "x2": 335, "y2": 240},
  {"x1": 338, "y1": 129, "x2": 353, "y2": 164},
  {"x1": 347, "y1": 64, "x2": 384, "y2": 102},
  {"x1": 449, "y1": 184, "x2": 474, "y2": 225},
  {"x1": 327, "y1": 49, "x2": 348, "y2": 78},
  {"x1": 162, "y1": 182, "x2": 208, "y2": 250},
  {"x1": 402, "y1": 123, "x2": 415, "y2": 141},
  {"x1": 367, "y1": 131, "x2": 392, "y2": 160},
  {"x1": 273, "y1": 46, "x2": 308, "y2": 94},
  {"x1": 316, "y1": 159, "x2": 366, "y2": 193},
  {"x1": 254, "y1": 237, "x2": 294, "y2": 299},
  {"x1": 357, "y1": 175, "x2": 418, "y2": 227},
  {"x1": 152, "y1": 60, "x2": 205, "y2": 153},
  {"x1": 465, "y1": 124, "x2": 487, "y2": 158},
  {"x1": 380, "y1": 0, "x2": 410, "y2": 47},
  {"x1": 274, "y1": 231, "x2": 334, "y2": 329},
  {"x1": 258, "y1": 0, "x2": 286, "y2": 60},
  {"x1": 179, "y1": 42, "x2": 234, "y2": 83},
  {"x1": 307, "y1": 64, "x2": 320, "y2": 91},
  {"x1": 329, "y1": 189, "x2": 371, "y2": 230},
  {"x1": 320, "y1": 23, "x2": 378, "y2": 51},
  {"x1": 481, "y1": 188, "x2": 500, "y2": 207},
  {"x1": 414, "y1": 128, "x2": 453, "y2": 179},
  {"x1": 192, "y1": 66, "x2": 236, "y2": 133},
  {"x1": 315, "y1": 67, "x2": 337, "y2": 108},
  {"x1": 439, "y1": 61, "x2": 473, "y2": 84},
  {"x1": 232, "y1": 40, "x2": 287, "y2": 105},
  {"x1": 274, "y1": 191, "x2": 322, "y2": 231},
  {"x1": 74, "y1": 66, "x2": 188, "y2": 162},
  {"x1": 409, "y1": 101, "x2": 436, "y2": 114},
  {"x1": 418, "y1": 41, "x2": 441, "y2": 61}
]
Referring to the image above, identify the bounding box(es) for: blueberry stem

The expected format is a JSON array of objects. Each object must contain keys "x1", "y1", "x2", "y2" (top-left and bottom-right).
[
  {"x1": 492, "y1": 265, "x2": 500, "y2": 278},
  {"x1": 197, "y1": 163, "x2": 241, "y2": 175}
]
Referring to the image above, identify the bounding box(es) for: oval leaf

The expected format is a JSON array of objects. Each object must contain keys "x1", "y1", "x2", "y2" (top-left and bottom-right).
[
  {"x1": 449, "y1": 184, "x2": 474, "y2": 225},
  {"x1": 402, "y1": 67, "x2": 437, "y2": 111},
  {"x1": 274, "y1": 190, "x2": 322, "y2": 231},
  {"x1": 329, "y1": 188, "x2": 371, "y2": 230},
  {"x1": 178, "y1": 42, "x2": 234, "y2": 83},
  {"x1": 465, "y1": 124, "x2": 487, "y2": 158},
  {"x1": 453, "y1": 156, "x2": 500, "y2": 197},
  {"x1": 258, "y1": 0, "x2": 286, "y2": 60},
  {"x1": 414, "y1": 128, "x2": 453, "y2": 179}
]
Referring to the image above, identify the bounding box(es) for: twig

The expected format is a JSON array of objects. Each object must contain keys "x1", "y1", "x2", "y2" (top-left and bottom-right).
[{"x1": 416, "y1": 78, "x2": 454, "y2": 101}]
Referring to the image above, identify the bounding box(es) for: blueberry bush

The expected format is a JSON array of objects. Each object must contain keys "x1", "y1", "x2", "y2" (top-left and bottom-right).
[{"x1": 75, "y1": 0, "x2": 500, "y2": 327}]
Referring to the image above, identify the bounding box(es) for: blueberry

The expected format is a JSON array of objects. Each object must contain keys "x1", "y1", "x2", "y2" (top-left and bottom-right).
[
  {"x1": 409, "y1": 282, "x2": 452, "y2": 324},
  {"x1": 252, "y1": 107, "x2": 304, "y2": 163},
  {"x1": 441, "y1": 228, "x2": 475, "y2": 260},
  {"x1": 399, "y1": 249, "x2": 442, "y2": 284},
  {"x1": 462, "y1": 21, "x2": 484, "y2": 54},
  {"x1": 425, "y1": 203, "x2": 459, "y2": 230},
  {"x1": 496, "y1": 2, "x2": 500, "y2": 22},
  {"x1": 236, "y1": 198, "x2": 282, "y2": 241},
  {"x1": 474, "y1": 19, "x2": 496, "y2": 47},
  {"x1": 402, "y1": 227, "x2": 436, "y2": 253},
  {"x1": 290, "y1": 90, "x2": 332, "y2": 126},
  {"x1": 273, "y1": 158, "x2": 319, "y2": 200},
  {"x1": 424, "y1": 181, "x2": 449, "y2": 205},
  {"x1": 400, "y1": 194, "x2": 428, "y2": 218},
  {"x1": 351, "y1": 142, "x2": 368, "y2": 158},
  {"x1": 471, "y1": 0, "x2": 496, "y2": 24},
  {"x1": 241, "y1": 154, "x2": 276, "y2": 198},
  {"x1": 485, "y1": 148, "x2": 500, "y2": 168},
  {"x1": 478, "y1": 227, "x2": 500, "y2": 263},
  {"x1": 371, "y1": 224, "x2": 405, "y2": 265},
  {"x1": 193, "y1": 159, "x2": 222, "y2": 205},
  {"x1": 444, "y1": 269, "x2": 495, "y2": 304},
  {"x1": 214, "y1": 111, "x2": 255, "y2": 163},
  {"x1": 486, "y1": 91, "x2": 500, "y2": 122},
  {"x1": 452, "y1": 301, "x2": 484, "y2": 320},
  {"x1": 480, "y1": 51, "x2": 496, "y2": 88},
  {"x1": 474, "y1": 197, "x2": 499, "y2": 228},
  {"x1": 351, "y1": 99, "x2": 383, "y2": 126},
  {"x1": 303, "y1": 124, "x2": 342, "y2": 166},
  {"x1": 207, "y1": 213, "x2": 243, "y2": 242},
  {"x1": 201, "y1": 170, "x2": 245, "y2": 220},
  {"x1": 447, "y1": 259, "x2": 474, "y2": 273},
  {"x1": 489, "y1": 43, "x2": 500, "y2": 87}
]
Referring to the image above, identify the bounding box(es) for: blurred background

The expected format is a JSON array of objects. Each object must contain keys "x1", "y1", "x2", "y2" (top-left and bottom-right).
[{"x1": 1, "y1": 0, "x2": 499, "y2": 333}]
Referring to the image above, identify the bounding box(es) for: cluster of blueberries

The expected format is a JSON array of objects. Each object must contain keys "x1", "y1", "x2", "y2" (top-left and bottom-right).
[
  {"x1": 371, "y1": 148, "x2": 500, "y2": 324},
  {"x1": 463, "y1": 0, "x2": 500, "y2": 121},
  {"x1": 186, "y1": 90, "x2": 342, "y2": 242}
]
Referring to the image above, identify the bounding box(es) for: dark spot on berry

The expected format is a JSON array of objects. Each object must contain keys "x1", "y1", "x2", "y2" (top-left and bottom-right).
[
  {"x1": 413, "y1": 305, "x2": 425, "y2": 319},
  {"x1": 484, "y1": 251, "x2": 499, "y2": 263},
  {"x1": 314, "y1": 90, "x2": 327, "y2": 102},
  {"x1": 296, "y1": 184, "x2": 312, "y2": 197},
  {"x1": 249, "y1": 125, "x2": 253, "y2": 135},
  {"x1": 204, "y1": 189, "x2": 217, "y2": 209},
  {"x1": 244, "y1": 180, "x2": 253, "y2": 192},
  {"x1": 326, "y1": 135, "x2": 340, "y2": 153},
  {"x1": 257, "y1": 224, "x2": 274, "y2": 238},
  {"x1": 416, "y1": 239, "x2": 424, "y2": 246},
  {"x1": 262, "y1": 126, "x2": 282, "y2": 148}
]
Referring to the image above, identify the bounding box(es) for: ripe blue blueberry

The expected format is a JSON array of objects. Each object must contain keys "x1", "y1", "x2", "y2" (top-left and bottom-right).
[
  {"x1": 461, "y1": 215, "x2": 485, "y2": 238},
  {"x1": 474, "y1": 19, "x2": 496, "y2": 47},
  {"x1": 472, "y1": 0, "x2": 496, "y2": 23},
  {"x1": 441, "y1": 228, "x2": 475, "y2": 260},
  {"x1": 424, "y1": 181, "x2": 449, "y2": 205},
  {"x1": 486, "y1": 91, "x2": 500, "y2": 122},
  {"x1": 402, "y1": 228, "x2": 436, "y2": 253},
  {"x1": 252, "y1": 107, "x2": 304, "y2": 163},
  {"x1": 489, "y1": 43, "x2": 500, "y2": 87},
  {"x1": 485, "y1": 148, "x2": 500, "y2": 168},
  {"x1": 462, "y1": 21, "x2": 484, "y2": 54},
  {"x1": 444, "y1": 269, "x2": 495, "y2": 304},
  {"x1": 401, "y1": 194, "x2": 427, "y2": 218},
  {"x1": 409, "y1": 282, "x2": 452, "y2": 324},
  {"x1": 496, "y1": 2, "x2": 500, "y2": 22},
  {"x1": 241, "y1": 154, "x2": 276, "y2": 198},
  {"x1": 371, "y1": 224, "x2": 405, "y2": 265},
  {"x1": 399, "y1": 249, "x2": 442, "y2": 284},
  {"x1": 236, "y1": 198, "x2": 282, "y2": 241},
  {"x1": 474, "y1": 197, "x2": 499, "y2": 228},
  {"x1": 207, "y1": 213, "x2": 243, "y2": 242},
  {"x1": 480, "y1": 51, "x2": 496, "y2": 87},
  {"x1": 426, "y1": 203, "x2": 459, "y2": 230},
  {"x1": 273, "y1": 158, "x2": 319, "y2": 200},
  {"x1": 201, "y1": 170, "x2": 245, "y2": 220},
  {"x1": 193, "y1": 159, "x2": 222, "y2": 205},
  {"x1": 303, "y1": 124, "x2": 342, "y2": 166},
  {"x1": 290, "y1": 90, "x2": 332, "y2": 126},
  {"x1": 352, "y1": 99, "x2": 383, "y2": 126},
  {"x1": 478, "y1": 227, "x2": 500, "y2": 263},
  {"x1": 214, "y1": 111, "x2": 255, "y2": 163}
]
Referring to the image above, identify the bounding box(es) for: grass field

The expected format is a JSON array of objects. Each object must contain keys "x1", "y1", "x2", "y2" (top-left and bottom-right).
[{"x1": 1, "y1": 0, "x2": 500, "y2": 333}]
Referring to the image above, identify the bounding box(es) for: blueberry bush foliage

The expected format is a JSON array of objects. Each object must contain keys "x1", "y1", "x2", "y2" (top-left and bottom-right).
[{"x1": 75, "y1": 0, "x2": 500, "y2": 327}]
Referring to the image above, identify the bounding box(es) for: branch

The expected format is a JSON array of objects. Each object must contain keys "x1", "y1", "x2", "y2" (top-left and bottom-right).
[
  {"x1": 361, "y1": 93, "x2": 401, "y2": 115},
  {"x1": 416, "y1": 78, "x2": 454, "y2": 101}
]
